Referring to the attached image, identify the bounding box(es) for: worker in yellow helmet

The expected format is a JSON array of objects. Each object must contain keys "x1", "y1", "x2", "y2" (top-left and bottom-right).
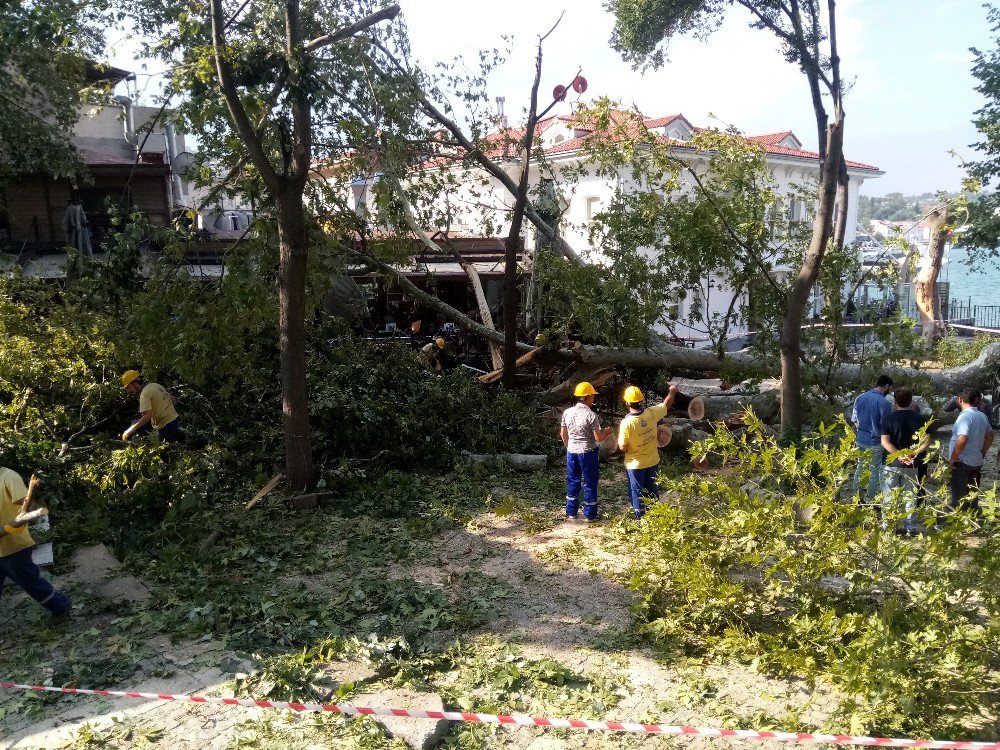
[
  {"x1": 560, "y1": 382, "x2": 613, "y2": 522},
  {"x1": 420, "y1": 337, "x2": 456, "y2": 372},
  {"x1": 121, "y1": 370, "x2": 182, "y2": 443},
  {"x1": 617, "y1": 384, "x2": 677, "y2": 520}
]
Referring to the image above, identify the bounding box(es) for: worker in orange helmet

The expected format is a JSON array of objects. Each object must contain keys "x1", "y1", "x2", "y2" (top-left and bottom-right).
[
  {"x1": 617, "y1": 384, "x2": 677, "y2": 520},
  {"x1": 561, "y1": 381, "x2": 613, "y2": 522}
]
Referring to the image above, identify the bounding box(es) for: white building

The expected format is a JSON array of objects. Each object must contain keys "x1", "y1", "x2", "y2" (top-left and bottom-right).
[
  {"x1": 328, "y1": 107, "x2": 883, "y2": 346},
  {"x1": 870, "y1": 219, "x2": 932, "y2": 247}
]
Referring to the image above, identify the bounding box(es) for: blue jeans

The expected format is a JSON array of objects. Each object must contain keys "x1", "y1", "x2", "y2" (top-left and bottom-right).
[
  {"x1": 137, "y1": 418, "x2": 182, "y2": 443},
  {"x1": 882, "y1": 465, "x2": 921, "y2": 531},
  {"x1": 566, "y1": 448, "x2": 600, "y2": 520},
  {"x1": 852, "y1": 445, "x2": 884, "y2": 503},
  {"x1": 626, "y1": 464, "x2": 660, "y2": 520},
  {"x1": 0, "y1": 547, "x2": 71, "y2": 615}
]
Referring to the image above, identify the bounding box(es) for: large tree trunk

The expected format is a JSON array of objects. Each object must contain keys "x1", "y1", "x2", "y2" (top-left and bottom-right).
[
  {"x1": 502, "y1": 44, "x2": 544, "y2": 388},
  {"x1": 916, "y1": 204, "x2": 950, "y2": 348},
  {"x1": 780, "y1": 119, "x2": 844, "y2": 441},
  {"x1": 823, "y1": 166, "x2": 851, "y2": 359},
  {"x1": 546, "y1": 340, "x2": 1000, "y2": 399},
  {"x1": 276, "y1": 192, "x2": 314, "y2": 491}
]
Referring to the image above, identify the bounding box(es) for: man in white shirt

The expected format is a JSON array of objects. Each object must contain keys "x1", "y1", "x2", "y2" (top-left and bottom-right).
[{"x1": 948, "y1": 388, "x2": 995, "y2": 512}]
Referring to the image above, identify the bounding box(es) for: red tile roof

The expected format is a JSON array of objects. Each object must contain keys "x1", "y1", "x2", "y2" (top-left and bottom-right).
[
  {"x1": 758, "y1": 143, "x2": 879, "y2": 171},
  {"x1": 746, "y1": 131, "x2": 796, "y2": 146},
  {"x1": 415, "y1": 110, "x2": 880, "y2": 173},
  {"x1": 642, "y1": 114, "x2": 684, "y2": 129}
]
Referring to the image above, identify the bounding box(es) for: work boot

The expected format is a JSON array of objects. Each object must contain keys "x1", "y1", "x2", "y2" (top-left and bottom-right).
[{"x1": 48, "y1": 608, "x2": 72, "y2": 627}]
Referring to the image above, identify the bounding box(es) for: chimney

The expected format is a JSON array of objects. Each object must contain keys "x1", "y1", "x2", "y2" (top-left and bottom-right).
[
  {"x1": 114, "y1": 95, "x2": 138, "y2": 156},
  {"x1": 164, "y1": 122, "x2": 183, "y2": 204},
  {"x1": 496, "y1": 97, "x2": 507, "y2": 130}
]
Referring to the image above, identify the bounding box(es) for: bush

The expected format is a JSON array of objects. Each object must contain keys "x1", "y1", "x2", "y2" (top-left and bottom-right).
[
  {"x1": 309, "y1": 339, "x2": 547, "y2": 471},
  {"x1": 933, "y1": 332, "x2": 995, "y2": 368},
  {"x1": 630, "y1": 413, "x2": 1000, "y2": 738}
]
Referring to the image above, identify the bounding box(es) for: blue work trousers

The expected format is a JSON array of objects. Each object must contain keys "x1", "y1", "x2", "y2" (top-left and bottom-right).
[
  {"x1": 0, "y1": 547, "x2": 71, "y2": 615},
  {"x1": 626, "y1": 464, "x2": 660, "y2": 520},
  {"x1": 136, "y1": 418, "x2": 182, "y2": 443},
  {"x1": 566, "y1": 448, "x2": 600, "y2": 520}
]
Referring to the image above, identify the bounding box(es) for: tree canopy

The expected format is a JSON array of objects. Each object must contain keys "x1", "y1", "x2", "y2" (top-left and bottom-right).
[{"x1": 0, "y1": 0, "x2": 109, "y2": 180}]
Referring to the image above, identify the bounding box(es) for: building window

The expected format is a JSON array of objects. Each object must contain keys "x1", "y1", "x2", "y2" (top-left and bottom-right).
[
  {"x1": 553, "y1": 134, "x2": 565, "y2": 144},
  {"x1": 585, "y1": 196, "x2": 601, "y2": 221},
  {"x1": 666, "y1": 289, "x2": 685, "y2": 320}
]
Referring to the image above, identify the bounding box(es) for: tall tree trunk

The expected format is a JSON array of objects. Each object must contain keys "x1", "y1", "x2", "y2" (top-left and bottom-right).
[
  {"x1": 276, "y1": 191, "x2": 314, "y2": 491},
  {"x1": 501, "y1": 42, "x2": 544, "y2": 388},
  {"x1": 780, "y1": 118, "x2": 844, "y2": 441},
  {"x1": 823, "y1": 163, "x2": 850, "y2": 359},
  {"x1": 916, "y1": 204, "x2": 950, "y2": 348}
]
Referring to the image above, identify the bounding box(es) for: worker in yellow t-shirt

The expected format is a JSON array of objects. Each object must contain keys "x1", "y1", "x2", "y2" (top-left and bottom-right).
[
  {"x1": 0, "y1": 468, "x2": 71, "y2": 619},
  {"x1": 121, "y1": 370, "x2": 182, "y2": 443},
  {"x1": 617, "y1": 384, "x2": 677, "y2": 520}
]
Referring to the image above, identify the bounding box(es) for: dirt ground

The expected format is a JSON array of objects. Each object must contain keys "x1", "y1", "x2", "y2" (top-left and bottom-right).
[{"x1": 5, "y1": 449, "x2": 997, "y2": 750}]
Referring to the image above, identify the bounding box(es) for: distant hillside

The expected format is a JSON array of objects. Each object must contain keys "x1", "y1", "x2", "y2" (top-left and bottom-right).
[{"x1": 856, "y1": 192, "x2": 959, "y2": 227}]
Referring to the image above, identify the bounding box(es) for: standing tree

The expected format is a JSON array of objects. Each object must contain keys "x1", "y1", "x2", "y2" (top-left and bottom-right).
[
  {"x1": 608, "y1": 0, "x2": 849, "y2": 440},
  {"x1": 0, "y1": 0, "x2": 109, "y2": 181},
  {"x1": 128, "y1": 0, "x2": 402, "y2": 490},
  {"x1": 914, "y1": 203, "x2": 953, "y2": 347}
]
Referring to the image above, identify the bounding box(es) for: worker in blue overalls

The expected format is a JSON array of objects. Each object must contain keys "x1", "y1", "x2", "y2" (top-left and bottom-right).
[{"x1": 561, "y1": 382, "x2": 613, "y2": 522}]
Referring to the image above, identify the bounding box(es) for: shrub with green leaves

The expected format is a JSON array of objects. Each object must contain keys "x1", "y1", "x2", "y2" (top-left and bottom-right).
[
  {"x1": 933, "y1": 332, "x2": 996, "y2": 369},
  {"x1": 630, "y1": 413, "x2": 1000, "y2": 738},
  {"x1": 309, "y1": 340, "x2": 547, "y2": 471}
]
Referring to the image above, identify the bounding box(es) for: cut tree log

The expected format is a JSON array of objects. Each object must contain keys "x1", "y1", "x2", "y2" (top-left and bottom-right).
[
  {"x1": 698, "y1": 393, "x2": 780, "y2": 422},
  {"x1": 462, "y1": 452, "x2": 548, "y2": 472},
  {"x1": 670, "y1": 392, "x2": 706, "y2": 421},
  {"x1": 550, "y1": 342, "x2": 1000, "y2": 394},
  {"x1": 657, "y1": 423, "x2": 672, "y2": 448}
]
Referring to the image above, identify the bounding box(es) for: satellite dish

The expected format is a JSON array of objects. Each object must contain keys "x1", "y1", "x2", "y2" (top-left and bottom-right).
[
  {"x1": 171, "y1": 151, "x2": 196, "y2": 178},
  {"x1": 572, "y1": 76, "x2": 588, "y2": 94},
  {"x1": 552, "y1": 85, "x2": 567, "y2": 102}
]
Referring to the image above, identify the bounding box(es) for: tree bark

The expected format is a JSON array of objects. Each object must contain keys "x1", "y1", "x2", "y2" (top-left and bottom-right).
[
  {"x1": 276, "y1": 191, "x2": 314, "y2": 491},
  {"x1": 502, "y1": 43, "x2": 544, "y2": 388},
  {"x1": 780, "y1": 115, "x2": 844, "y2": 441},
  {"x1": 824, "y1": 164, "x2": 850, "y2": 359},
  {"x1": 916, "y1": 204, "x2": 951, "y2": 348},
  {"x1": 550, "y1": 340, "x2": 1000, "y2": 397}
]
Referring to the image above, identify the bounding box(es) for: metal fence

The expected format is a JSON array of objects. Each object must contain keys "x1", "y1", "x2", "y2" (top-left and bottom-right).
[{"x1": 896, "y1": 283, "x2": 1000, "y2": 330}]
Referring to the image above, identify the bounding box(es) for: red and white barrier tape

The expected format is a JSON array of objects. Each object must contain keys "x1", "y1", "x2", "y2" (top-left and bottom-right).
[{"x1": 1, "y1": 681, "x2": 996, "y2": 748}]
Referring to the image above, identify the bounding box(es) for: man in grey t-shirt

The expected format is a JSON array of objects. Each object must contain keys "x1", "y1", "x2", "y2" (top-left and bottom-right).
[
  {"x1": 948, "y1": 388, "x2": 995, "y2": 512},
  {"x1": 561, "y1": 382, "x2": 612, "y2": 522}
]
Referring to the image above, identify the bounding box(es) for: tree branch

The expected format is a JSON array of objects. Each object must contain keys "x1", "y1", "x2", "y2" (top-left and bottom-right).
[
  {"x1": 209, "y1": 0, "x2": 281, "y2": 191},
  {"x1": 364, "y1": 42, "x2": 583, "y2": 264},
  {"x1": 303, "y1": 4, "x2": 401, "y2": 53}
]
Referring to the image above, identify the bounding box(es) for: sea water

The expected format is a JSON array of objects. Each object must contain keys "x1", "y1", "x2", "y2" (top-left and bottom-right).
[{"x1": 942, "y1": 245, "x2": 1000, "y2": 318}]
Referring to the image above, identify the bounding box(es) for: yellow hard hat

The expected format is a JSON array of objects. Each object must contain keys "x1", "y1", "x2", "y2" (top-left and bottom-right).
[
  {"x1": 121, "y1": 370, "x2": 140, "y2": 388},
  {"x1": 623, "y1": 385, "x2": 644, "y2": 404},
  {"x1": 435, "y1": 338, "x2": 446, "y2": 349},
  {"x1": 574, "y1": 381, "x2": 597, "y2": 398}
]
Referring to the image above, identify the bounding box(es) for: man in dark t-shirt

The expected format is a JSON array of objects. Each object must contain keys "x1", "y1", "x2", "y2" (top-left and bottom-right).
[{"x1": 880, "y1": 388, "x2": 932, "y2": 533}]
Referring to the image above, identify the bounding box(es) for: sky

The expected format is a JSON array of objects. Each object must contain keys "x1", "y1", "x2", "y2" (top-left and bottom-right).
[
  {"x1": 107, "y1": 0, "x2": 995, "y2": 198},
  {"x1": 397, "y1": 0, "x2": 994, "y2": 197}
]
